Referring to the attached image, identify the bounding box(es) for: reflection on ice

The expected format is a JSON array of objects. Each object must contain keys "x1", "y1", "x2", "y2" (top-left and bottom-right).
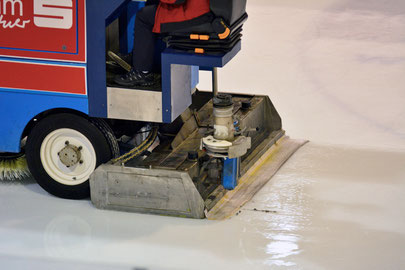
[
  {"x1": 266, "y1": 234, "x2": 300, "y2": 264},
  {"x1": 44, "y1": 215, "x2": 92, "y2": 258},
  {"x1": 246, "y1": 172, "x2": 314, "y2": 267}
]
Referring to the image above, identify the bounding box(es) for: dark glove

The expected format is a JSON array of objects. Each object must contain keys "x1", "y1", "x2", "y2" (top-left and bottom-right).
[{"x1": 146, "y1": 0, "x2": 160, "y2": 6}]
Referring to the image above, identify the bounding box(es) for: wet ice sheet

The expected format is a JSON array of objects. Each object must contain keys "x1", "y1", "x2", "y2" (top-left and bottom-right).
[
  {"x1": 242, "y1": 143, "x2": 405, "y2": 269},
  {"x1": 0, "y1": 143, "x2": 404, "y2": 270}
]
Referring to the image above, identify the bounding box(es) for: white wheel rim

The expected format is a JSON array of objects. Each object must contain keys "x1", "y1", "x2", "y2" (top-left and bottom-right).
[{"x1": 40, "y1": 128, "x2": 97, "y2": 186}]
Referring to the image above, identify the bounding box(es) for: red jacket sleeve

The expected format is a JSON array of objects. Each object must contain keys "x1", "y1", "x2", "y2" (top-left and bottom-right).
[{"x1": 160, "y1": 0, "x2": 186, "y2": 4}]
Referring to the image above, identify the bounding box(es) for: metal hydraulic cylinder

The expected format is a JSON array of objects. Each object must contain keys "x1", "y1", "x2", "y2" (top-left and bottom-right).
[{"x1": 213, "y1": 94, "x2": 234, "y2": 141}]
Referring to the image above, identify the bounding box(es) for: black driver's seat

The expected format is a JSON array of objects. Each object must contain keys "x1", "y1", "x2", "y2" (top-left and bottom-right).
[{"x1": 165, "y1": 0, "x2": 248, "y2": 54}]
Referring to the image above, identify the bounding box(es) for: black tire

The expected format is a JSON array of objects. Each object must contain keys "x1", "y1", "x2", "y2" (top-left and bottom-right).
[{"x1": 26, "y1": 113, "x2": 113, "y2": 199}]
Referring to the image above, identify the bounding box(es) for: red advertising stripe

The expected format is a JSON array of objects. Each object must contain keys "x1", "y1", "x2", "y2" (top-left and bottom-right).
[{"x1": 0, "y1": 61, "x2": 86, "y2": 95}]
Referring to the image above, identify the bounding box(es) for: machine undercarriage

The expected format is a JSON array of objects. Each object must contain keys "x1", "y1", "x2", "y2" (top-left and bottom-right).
[{"x1": 91, "y1": 91, "x2": 304, "y2": 219}]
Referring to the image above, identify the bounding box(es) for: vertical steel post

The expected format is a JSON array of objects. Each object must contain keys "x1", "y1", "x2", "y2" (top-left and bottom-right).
[{"x1": 212, "y1": 67, "x2": 218, "y2": 97}]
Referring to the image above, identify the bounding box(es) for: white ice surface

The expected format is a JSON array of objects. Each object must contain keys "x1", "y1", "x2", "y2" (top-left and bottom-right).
[
  {"x1": 200, "y1": 0, "x2": 405, "y2": 150},
  {"x1": 1, "y1": 0, "x2": 405, "y2": 269},
  {"x1": 1, "y1": 144, "x2": 404, "y2": 270}
]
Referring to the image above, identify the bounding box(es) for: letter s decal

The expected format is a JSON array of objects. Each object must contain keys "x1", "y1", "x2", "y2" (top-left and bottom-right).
[{"x1": 34, "y1": 0, "x2": 73, "y2": 29}]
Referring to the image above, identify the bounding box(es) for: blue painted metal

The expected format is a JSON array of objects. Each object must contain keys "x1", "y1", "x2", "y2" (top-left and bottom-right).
[
  {"x1": 163, "y1": 41, "x2": 241, "y2": 69},
  {"x1": 161, "y1": 41, "x2": 241, "y2": 123},
  {"x1": 161, "y1": 55, "x2": 172, "y2": 123},
  {"x1": 0, "y1": 56, "x2": 86, "y2": 67},
  {"x1": 119, "y1": 1, "x2": 145, "y2": 54},
  {"x1": 222, "y1": 158, "x2": 240, "y2": 190},
  {"x1": 86, "y1": 0, "x2": 128, "y2": 118},
  {"x1": 0, "y1": 91, "x2": 88, "y2": 153}
]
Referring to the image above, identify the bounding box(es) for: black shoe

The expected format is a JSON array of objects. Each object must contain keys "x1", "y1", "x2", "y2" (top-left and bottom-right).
[{"x1": 114, "y1": 69, "x2": 155, "y2": 87}]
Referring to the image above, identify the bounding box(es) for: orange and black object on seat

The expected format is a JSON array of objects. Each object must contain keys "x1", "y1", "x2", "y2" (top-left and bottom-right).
[{"x1": 163, "y1": 0, "x2": 248, "y2": 54}]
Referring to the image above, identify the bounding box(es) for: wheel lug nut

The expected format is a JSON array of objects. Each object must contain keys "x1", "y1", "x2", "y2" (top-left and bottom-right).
[
  {"x1": 78, "y1": 146, "x2": 83, "y2": 151},
  {"x1": 65, "y1": 141, "x2": 69, "y2": 145}
]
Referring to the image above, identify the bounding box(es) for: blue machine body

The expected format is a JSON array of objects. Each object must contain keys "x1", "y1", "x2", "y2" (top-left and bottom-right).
[{"x1": 0, "y1": 0, "x2": 240, "y2": 153}]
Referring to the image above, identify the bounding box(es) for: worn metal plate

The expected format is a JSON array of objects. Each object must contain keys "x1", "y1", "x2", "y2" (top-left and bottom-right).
[
  {"x1": 171, "y1": 64, "x2": 193, "y2": 121},
  {"x1": 90, "y1": 165, "x2": 205, "y2": 219},
  {"x1": 107, "y1": 87, "x2": 162, "y2": 122}
]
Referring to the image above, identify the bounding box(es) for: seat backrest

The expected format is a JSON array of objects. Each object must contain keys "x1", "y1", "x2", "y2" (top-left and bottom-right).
[{"x1": 210, "y1": 0, "x2": 247, "y2": 25}]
